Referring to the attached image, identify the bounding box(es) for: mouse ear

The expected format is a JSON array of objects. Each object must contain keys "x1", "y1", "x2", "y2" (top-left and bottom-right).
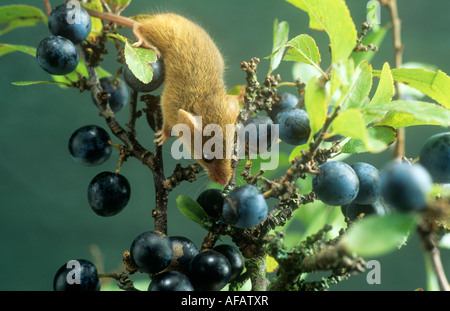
[
  {"x1": 178, "y1": 109, "x2": 202, "y2": 133},
  {"x1": 226, "y1": 95, "x2": 241, "y2": 121}
]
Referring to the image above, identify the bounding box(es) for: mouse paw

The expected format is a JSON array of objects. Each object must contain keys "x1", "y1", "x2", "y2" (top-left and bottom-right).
[
  {"x1": 132, "y1": 37, "x2": 161, "y2": 58},
  {"x1": 154, "y1": 129, "x2": 169, "y2": 146},
  {"x1": 132, "y1": 39, "x2": 144, "y2": 48}
]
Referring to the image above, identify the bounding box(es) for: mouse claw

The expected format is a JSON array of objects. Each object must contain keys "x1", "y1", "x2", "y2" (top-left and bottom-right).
[
  {"x1": 153, "y1": 136, "x2": 165, "y2": 146},
  {"x1": 154, "y1": 129, "x2": 169, "y2": 146}
]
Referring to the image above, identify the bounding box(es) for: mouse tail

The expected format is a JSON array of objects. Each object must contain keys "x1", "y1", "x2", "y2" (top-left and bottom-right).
[{"x1": 83, "y1": 7, "x2": 135, "y2": 28}]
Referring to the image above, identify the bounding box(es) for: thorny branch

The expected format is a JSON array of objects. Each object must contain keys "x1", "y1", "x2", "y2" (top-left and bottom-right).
[{"x1": 266, "y1": 227, "x2": 366, "y2": 291}]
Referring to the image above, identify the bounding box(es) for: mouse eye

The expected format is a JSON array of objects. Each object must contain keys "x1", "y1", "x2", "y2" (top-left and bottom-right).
[{"x1": 202, "y1": 152, "x2": 214, "y2": 163}]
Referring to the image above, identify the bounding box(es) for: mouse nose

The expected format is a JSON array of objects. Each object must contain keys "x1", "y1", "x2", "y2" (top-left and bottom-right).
[
  {"x1": 216, "y1": 176, "x2": 228, "y2": 186},
  {"x1": 209, "y1": 172, "x2": 229, "y2": 186}
]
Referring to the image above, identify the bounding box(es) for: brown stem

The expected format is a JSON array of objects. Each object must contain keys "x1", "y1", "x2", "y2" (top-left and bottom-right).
[
  {"x1": 127, "y1": 89, "x2": 138, "y2": 135},
  {"x1": 99, "y1": 272, "x2": 139, "y2": 291},
  {"x1": 82, "y1": 46, "x2": 170, "y2": 233},
  {"x1": 43, "y1": 0, "x2": 52, "y2": 15},
  {"x1": 417, "y1": 222, "x2": 450, "y2": 291},
  {"x1": 201, "y1": 231, "x2": 219, "y2": 251},
  {"x1": 246, "y1": 256, "x2": 269, "y2": 291},
  {"x1": 164, "y1": 163, "x2": 203, "y2": 191},
  {"x1": 152, "y1": 145, "x2": 169, "y2": 234},
  {"x1": 228, "y1": 158, "x2": 240, "y2": 187},
  {"x1": 84, "y1": 57, "x2": 152, "y2": 165},
  {"x1": 429, "y1": 247, "x2": 450, "y2": 291},
  {"x1": 382, "y1": 0, "x2": 405, "y2": 159}
]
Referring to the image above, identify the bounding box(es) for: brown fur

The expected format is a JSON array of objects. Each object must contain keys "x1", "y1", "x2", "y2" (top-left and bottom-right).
[
  {"x1": 134, "y1": 14, "x2": 229, "y2": 132},
  {"x1": 84, "y1": 10, "x2": 239, "y2": 185}
]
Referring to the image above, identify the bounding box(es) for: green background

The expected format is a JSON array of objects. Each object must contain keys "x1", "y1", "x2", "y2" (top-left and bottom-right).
[{"x1": 0, "y1": 0, "x2": 448, "y2": 291}]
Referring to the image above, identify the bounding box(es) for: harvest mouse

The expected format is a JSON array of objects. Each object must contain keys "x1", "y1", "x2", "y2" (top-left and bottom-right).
[{"x1": 83, "y1": 8, "x2": 240, "y2": 186}]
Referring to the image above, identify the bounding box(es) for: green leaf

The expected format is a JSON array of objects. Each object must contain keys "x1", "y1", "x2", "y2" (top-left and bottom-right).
[
  {"x1": 51, "y1": 57, "x2": 111, "y2": 88},
  {"x1": 176, "y1": 195, "x2": 209, "y2": 228},
  {"x1": 331, "y1": 58, "x2": 355, "y2": 90},
  {"x1": 304, "y1": 76, "x2": 327, "y2": 141},
  {"x1": 0, "y1": 5, "x2": 47, "y2": 36},
  {"x1": 124, "y1": 41, "x2": 157, "y2": 84},
  {"x1": 364, "y1": 62, "x2": 394, "y2": 124},
  {"x1": 286, "y1": 201, "x2": 345, "y2": 247},
  {"x1": 266, "y1": 18, "x2": 289, "y2": 75},
  {"x1": 12, "y1": 81, "x2": 71, "y2": 87},
  {"x1": 103, "y1": 0, "x2": 131, "y2": 12},
  {"x1": 288, "y1": 143, "x2": 309, "y2": 162},
  {"x1": 0, "y1": 43, "x2": 35, "y2": 57},
  {"x1": 341, "y1": 126, "x2": 397, "y2": 154},
  {"x1": 397, "y1": 62, "x2": 438, "y2": 100},
  {"x1": 333, "y1": 109, "x2": 390, "y2": 153},
  {"x1": 366, "y1": 100, "x2": 450, "y2": 128},
  {"x1": 369, "y1": 62, "x2": 394, "y2": 107},
  {"x1": 82, "y1": 0, "x2": 104, "y2": 40},
  {"x1": 107, "y1": 33, "x2": 128, "y2": 43},
  {"x1": 291, "y1": 62, "x2": 321, "y2": 84},
  {"x1": 344, "y1": 213, "x2": 419, "y2": 257},
  {"x1": 340, "y1": 60, "x2": 373, "y2": 111},
  {"x1": 286, "y1": 0, "x2": 357, "y2": 64},
  {"x1": 236, "y1": 152, "x2": 290, "y2": 184},
  {"x1": 373, "y1": 68, "x2": 450, "y2": 109},
  {"x1": 376, "y1": 112, "x2": 439, "y2": 129},
  {"x1": 227, "y1": 85, "x2": 245, "y2": 96},
  {"x1": 332, "y1": 109, "x2": 367, "y2": 141},
  {"x1": 351, "y1": 23, "x2": 390, "y2": 64},
  {"x1": 285, "y1": 0, "x2": 322, "y2": 30},
  {"x1": 328, "y1": 58, "x2": 355, "y2": 103},
  {"x1": 283, "y1": 34, "x2": 321, "y2": 70}
]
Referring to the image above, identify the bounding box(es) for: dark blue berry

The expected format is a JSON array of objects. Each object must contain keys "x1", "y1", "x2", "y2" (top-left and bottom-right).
[
  {"x1": 419, "y1": 132, "x2": 450, "y2": 183},
  {"x1": 48, "y1": 4, "x2": 92, "y2": 44},
  {"x1": 268, "y1": 92, "x2": 298, "y2": 120},
  {"x1": 169, "y1": 236, "x2": 199, "y2": 272},
  {"x1": 53, "y1": 259, "x2": 100, "y2": 291},
  {"x1": 213, "y1": 244, "x2": 244, "y2": 283},
  {"x1": 243, "y1": 115, "x2": 276, "y2": 154},
  {"x1": 380, "y1": 161, "x2": 432, "y2": 212},
  {"x1": 312, "y1": 161, "x2": 360, "y2": 206},
  {"x1": 350, "y1": 162, "x2": 381, "y2": 205},
  {"x1": 222, "y1": 185, "x2": 268, "y2": 229},
  {"x1": 93, "y1": 77, "x2": 129, "y2": 113},
  {"x1": 123, "y1": 59, "x2": 165, "y2": 93},
  {"x1": 87, "y1": 171, "x2": 131, "y2": 217},
  {"x1": 68, "y1": 125, "x2": 112, "y2": 166},
  {"x1": 148, "y1": 271, "x2": 194, "y2": 291},
  {"x1": 342, "y1": 200, "x2": 387, "y2": 221},
  {"x1": 196, "y1": 189, "x2": 224, "y2": 219},
  {"x1": 274, "y1": 108, "x2": 311, "y2": 146},
  {"x1": 36, "y1": 35, "x2": 79, "y2": 75},
  {"x1": 130, "y1": 231, "x2": 173, "y2": 274},
  {"x1": 188, "y1": 250, "x2": 232, "y2": 291}
]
